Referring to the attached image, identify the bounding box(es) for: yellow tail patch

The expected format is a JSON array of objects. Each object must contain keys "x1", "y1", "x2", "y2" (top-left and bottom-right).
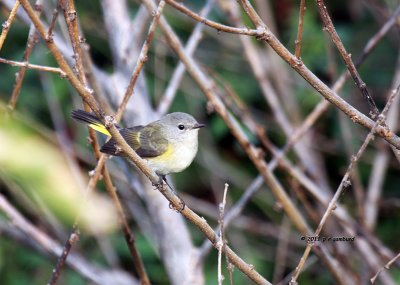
[{"x1": 89, "y1": 123, "x2": 111, "y2": 136}]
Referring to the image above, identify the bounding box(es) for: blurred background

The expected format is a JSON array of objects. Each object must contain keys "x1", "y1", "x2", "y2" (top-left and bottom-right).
[{"x1": 0, "y1": 0, "x2": 399, "y2": 284}]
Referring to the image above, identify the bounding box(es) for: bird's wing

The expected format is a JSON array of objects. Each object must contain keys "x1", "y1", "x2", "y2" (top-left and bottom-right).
[
  {"x1": 134, "y1": 124, "x2": 168, "y2": 157},
  {"x1": 100, "y1": 124, "x2": 168, "y2": 158}
]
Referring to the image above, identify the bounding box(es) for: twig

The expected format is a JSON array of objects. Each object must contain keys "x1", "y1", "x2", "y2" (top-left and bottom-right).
[
  {"x1": 290, "y1": 82, "x2": 400, "y2": 284},
  {"x1": 365, "y1": 55, "x2": 400, "y2": 230},
  {"x1": 217, "y1": 183, "x2": 229, "y2": 285},
  {"x1": 102, "y1": 165, "x2": 151, "y2": 285},
  {"x1": 198, "y1": 176, "x2": 263, "y2": 259},
  {"x1": 157, "y1": 0, "x2": 215, "y2": 115},
  {"x1": 316, "y1": 0, "x2": 380, "y2": 118},
  {"x1": 116, "y1": 0, "x2": 166, "y2": 121},
  {"x1": 48, "y1": 228, "x2": 80, "y2": 285},
  {"x1": 294, "y1": 0, "x2": 306, "y2": 58},
  {"x1": 165, "y1": 0, "x2": 259, "y2": 36},
  {"x1": 370, "y1": 251, "x2": 400, "y2": 284},
  {"x1": 47, "y1": 6, "x2": 60, "y2": 40},
  {"x1": 0, "y1": 0, "x2": 20, "y2": 51},
  {"x1": 0, "y1": 57, "x2": 66, "y2": 76},
  {"x1": 7, "y1": 1, "x2": 42, "y2": 110},
  {"x1": 273, "y1": 214, "x2": 291, "y2": 283}
]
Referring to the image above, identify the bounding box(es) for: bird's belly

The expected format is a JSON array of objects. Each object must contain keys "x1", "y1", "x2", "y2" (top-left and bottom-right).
[{"x1": 146, "y1": 143, "x2": 197, "y2": 176}]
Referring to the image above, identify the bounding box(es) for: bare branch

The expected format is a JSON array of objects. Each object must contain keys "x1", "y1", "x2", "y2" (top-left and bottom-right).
[
  {"x1": 290, "y1": 82, "x2": 400, "y2": 283},
  {"x1": 0, "y1": 0, "x2": 20, "y2": 50},
  {"x1": 294, "y1": 0, "x2": 306, "y2": 58}
]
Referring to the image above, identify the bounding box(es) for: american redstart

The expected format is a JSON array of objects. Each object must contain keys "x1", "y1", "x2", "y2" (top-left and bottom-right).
[{"x1": 71, "y1": 110, "x2": 205, "y2": 178}]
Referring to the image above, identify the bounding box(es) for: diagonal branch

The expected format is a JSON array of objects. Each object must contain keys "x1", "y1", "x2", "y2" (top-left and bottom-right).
[
  {"x1": 167, "y1": 0, "x2": 400, "y2": 150},
  {"x1": 290, "y1": 82, "x2": 400, "y2": 284}
]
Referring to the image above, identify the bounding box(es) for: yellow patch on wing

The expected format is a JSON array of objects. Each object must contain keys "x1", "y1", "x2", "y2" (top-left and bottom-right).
[
  {"x1": 88, "y1": 123, "x2": 111, "y2": 136},
  {"x1": 135, "y1": 132, "x2": 141, "y2": 145},
  {"x1": 148, "y1": 144, "x2": 174, "y2": 161}
]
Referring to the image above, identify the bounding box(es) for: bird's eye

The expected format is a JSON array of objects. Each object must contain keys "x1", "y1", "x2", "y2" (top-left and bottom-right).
[{"x1": 178, "y1": 124, "x2": 185, "y2": 130}]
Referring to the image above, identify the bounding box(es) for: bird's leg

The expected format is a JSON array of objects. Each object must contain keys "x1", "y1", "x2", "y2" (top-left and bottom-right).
[{"x1": 159, "y1": 175, "x2": 185, "y2": 212}]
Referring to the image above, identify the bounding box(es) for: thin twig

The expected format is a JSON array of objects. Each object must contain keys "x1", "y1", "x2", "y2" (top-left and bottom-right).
[
  {"x1": 217, "y1": 183, "x2": 229, "y2": 285},
  {"x1": 0, "y1": 0, "x2": 20, "y2": 51},
  {"x1": 316, "y1": 0, "x2": 380, "y2": 118},
  {"x1": 7, "y1": 1, "x2": 42, "y2": 110},
  {"x1": 0, "y1": 57, "x2": 65, "y2": 76},
  {"x1": 165, "y1": 0, "x2": 260, "y2": 36},
  {"x1": 47, "y1": 6, "x2": 60, "y2": 40},
  {"x1": 157, "y1": 0, "x2": 215, "y2": 115},
  {"x1": 365, "y1": 55, "x2": 400, "y2": 230},
  {"x1": 290, "y1": 82, "x2": 400, "y2": 284},
  {"x1": 116, "y1": 0, "x2": 166, "y2": 122},
  {"x1": 370, "y1": 251, "x2": 400, "y2": 284},
  {"x1": 294, "y1": 0, "x2": 306, "y2": 58},
  {"x1": 198, "y1": 176, "x2": 263, "y2": 259}
]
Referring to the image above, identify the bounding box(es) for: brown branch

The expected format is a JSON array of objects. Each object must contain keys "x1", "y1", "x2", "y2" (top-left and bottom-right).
[
  {"x1": 47, "y1": 6, "x2": 60, "y2": 40},
  {"x1": 217, "y1": 183, "x2": 229, "y2": 285},
  {"x1": 156, "y1": 0, "x2": 215, "y2": 115},
  {"x1": 0, "y1": 0, "x2": 20, "y2": 51},
  {"x1": 294, "y1": 0, "x2": 306, "y2": 58},
  {"x1": 165, "y1": 0, "x2": 260, "y2": 36},
  {"x1": 370, "y1": 251, "x2": 400, "y2": 284},
  {"x1": 316, "y1": 0, "x2": 380, "y2": 118},
  {"x1": 0, "y1": 57, "x2": 65, "y2": 76},
  {"x1": 290, "y1": 82, "x2": 400, "y2": 283},
  {"x1": 7, "y1": 2, "x2": 42, "y2": 110},
  {"x1": 116, "y1": 0, "x2": 166, "y2": 122},
  {"x1": 48, "y1": 228, "x2": 80, "y2": 285}
]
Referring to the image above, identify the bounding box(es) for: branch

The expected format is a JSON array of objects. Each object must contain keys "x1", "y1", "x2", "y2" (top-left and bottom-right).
[
  {"x1": 294, "y1": 0, "x2": 306, "y2": 58},
  {"x1": 168, "y1": 0, "x2": 400, "y2": 149},
  {"x1": 0, "y1": 57, "x2": 65, "y2": 76},
  {"x1": 290, "y1": 82, "x2": 400, "y2": 283},
  {"x1": 0, "y1": 0, "x2": 20, "y2": 50},
  {"x1": 165, "y1": 0, "x2": 260, "y2": 36},
  {"x1": 316, "y1": 0, "x2": 380, "y2": 118}
]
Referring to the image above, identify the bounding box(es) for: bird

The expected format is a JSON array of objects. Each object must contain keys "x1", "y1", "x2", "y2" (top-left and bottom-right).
[{"x1": 71, "y1": 109, "x2": 205, "y2": 182}]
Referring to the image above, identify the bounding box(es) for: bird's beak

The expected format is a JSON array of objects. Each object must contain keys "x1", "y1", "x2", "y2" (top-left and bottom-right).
[{"x1": 193, "y1": 123, "x2": 206, "y2": 129}]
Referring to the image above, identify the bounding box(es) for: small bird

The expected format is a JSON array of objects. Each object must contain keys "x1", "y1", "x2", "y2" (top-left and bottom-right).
[{"x1": 71, "y1": 110, "x2": 205, "y2": 182}]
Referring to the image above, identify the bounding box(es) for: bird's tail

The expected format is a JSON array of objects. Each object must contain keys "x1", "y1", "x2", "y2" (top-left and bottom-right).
[{"x1": 71, "y1": 109, "x2": 111, "y2": 136}]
